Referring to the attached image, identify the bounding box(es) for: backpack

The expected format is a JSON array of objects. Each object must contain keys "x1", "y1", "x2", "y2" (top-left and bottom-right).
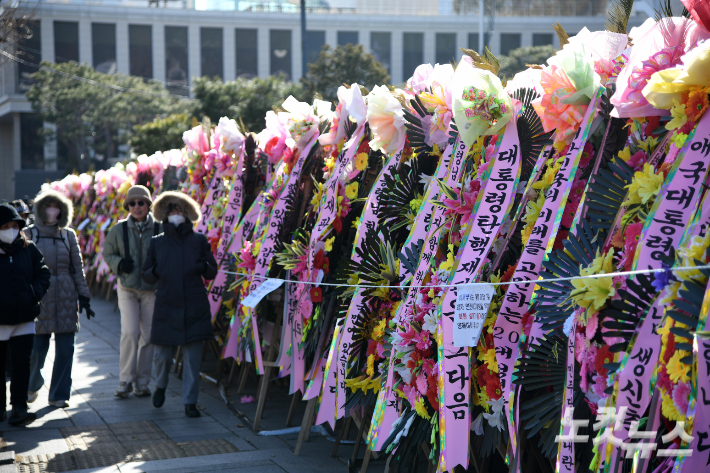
[{"x1": 29, "y1": 227, "x2": 75, "y2": 275}]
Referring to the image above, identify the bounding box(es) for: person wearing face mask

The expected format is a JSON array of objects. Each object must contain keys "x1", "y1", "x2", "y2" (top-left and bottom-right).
[
  {"x1": 24, "y1": 191, "x2": 93, "y2": 409},
  {"x1": 0, "y1": 204, "x2": 51, "y2": 425},
  {"x1": 142, "y1": 192, "x2": 217, "y2": 417},
  {"x1": 103, "y1": 185, "x2": 161, "y2": 399}
]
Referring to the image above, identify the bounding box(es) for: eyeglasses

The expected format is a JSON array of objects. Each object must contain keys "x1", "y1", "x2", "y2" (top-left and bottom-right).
[{"x1": 128, "y1": 200, "x2": 146, "y2": 208}]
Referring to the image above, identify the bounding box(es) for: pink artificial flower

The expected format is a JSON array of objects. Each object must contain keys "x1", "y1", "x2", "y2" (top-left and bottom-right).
[
  {"x1": 627, "y1": 150, "x2": 646, "y2": 171},
  {"x1": 579, "y1": 142, "x2": 595, "y2": 169},
  {"x1": 443, "y1": 189, "x2": 478, "y2": 226},
  {"x1": 625, "y1": 222, "x2": 644, "y2": 248},
  {"x1": 299, "y1": 296, "x2": 314, "y2": 320},
  {"x1": 673, "y1": 381, "x2": 691, "y2": 417},
  {"x1": 402, "y1": 383, "x2": 419, "y2": 407},
  {"x1": 586, "y1": 312, "x2": 599, "y2": 339},
  {"x1": 399, "y1": 326, "x2": 418, "y2": 347},
  {"x1": 569, "y1": 179, "x2": 586, "y2": 203},
  {"x1": 561, "y1": 201, "x2": 579, "y2": 228},
  {"x1": 421, "y1": 359, "x2": 437, "y2": 377},
  {"x1": 591, "y1": 375, "x2": 608, "y2": 399},
  {"x1": 414, "y1": 330, "x2": 432, "y2": 351}
]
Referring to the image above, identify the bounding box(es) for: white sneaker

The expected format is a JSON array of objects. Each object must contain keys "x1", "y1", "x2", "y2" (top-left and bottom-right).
[
  {"x1": 48, "y1": 400, "x2": 69, "y2": 408},
  {"x1": 27, "y1": 391, "x2": 38, "y2": 404}
]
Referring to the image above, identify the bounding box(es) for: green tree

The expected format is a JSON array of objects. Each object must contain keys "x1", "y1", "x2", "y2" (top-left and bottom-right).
[
  {"x1": 27, "y1": 61, "x2": 187, "y2": 171},
  {"x1": 300, "y1": 43, "x2": 390, "y2": 104},
  {"x1": 498, "y1": 45, "x2": 558, "y2": 80},
  {"x1": 129, "y1": 113, "x2": 191, "y2": 156},
  {"x1": 192, "y1": 75, "x2": 302, "y2": 132}
]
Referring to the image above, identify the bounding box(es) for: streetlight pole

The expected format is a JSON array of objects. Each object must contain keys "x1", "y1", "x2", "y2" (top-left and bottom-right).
[
  {"x1": 479, "y1": 0, "x2": 484, "y2": 53},
  {"x1": 301, "y1": 0, "x2": 307, "y2": 80}
]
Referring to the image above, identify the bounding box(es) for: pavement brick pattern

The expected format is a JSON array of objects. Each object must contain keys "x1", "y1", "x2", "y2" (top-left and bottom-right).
[{"x1": 0, "y1": 298, "x2": 377, "y2": 473}]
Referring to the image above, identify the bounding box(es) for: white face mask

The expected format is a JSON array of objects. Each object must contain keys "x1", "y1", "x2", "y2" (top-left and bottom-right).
[
  {"x1": 0, "y1": 228, "x2": 19, "y2": 244},
  {"x1": 168, "y1": 214, "x2": 185, "y2": 226},
  {"x1": 45, "y1": 207, "x2": 60, "y2": 224}
]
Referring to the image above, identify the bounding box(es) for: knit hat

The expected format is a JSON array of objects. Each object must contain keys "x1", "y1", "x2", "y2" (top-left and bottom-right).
[
  {"x1": 123, "y1": 185, "x2": 153, "y2": 211},
  {"x1": 0, "y1": 203, "x2": 27, "y2": 229}
]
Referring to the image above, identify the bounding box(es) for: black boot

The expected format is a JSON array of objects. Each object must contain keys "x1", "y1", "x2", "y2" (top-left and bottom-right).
[
  {"x1": 184, "y1": 404, "x2": 201, "y2": 417},
  {"x1": 153, "y1": 387, "x2": 165, "y2": 408},
  {"x1": 8, "y1": 406, "x2": 36, "y2": 426}
]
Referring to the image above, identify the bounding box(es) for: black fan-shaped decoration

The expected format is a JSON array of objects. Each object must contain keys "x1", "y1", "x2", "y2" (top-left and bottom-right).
[
  {"x1": 510, "y1": 88, "x2": 554, "y2": 183},
  {"x1": 534, "y1": 220, "x2": 604, "y2": 332},
  {"x1": 404, "y1": 94, "x2": 434, "y2": 156},
  {"x1": 513, "y1": 332, "x2": 586, "y2": 459},
  {"x1": 378, "y1": 156, "x2": 422, "y2": 232},
  {"x1": 585, "y1": 158, "x2": 635, "y2": 235}
]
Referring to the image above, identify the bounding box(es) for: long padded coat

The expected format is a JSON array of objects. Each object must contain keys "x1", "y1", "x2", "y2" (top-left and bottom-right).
[
  {"x1": 142, "y1": 220, "x2": 217, "y2": 346},
  {"x1": 24, "y1": 190, "x2": 91, "y2": 334}
]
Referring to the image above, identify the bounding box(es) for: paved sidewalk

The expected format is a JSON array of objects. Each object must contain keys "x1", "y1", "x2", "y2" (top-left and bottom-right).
[{"x1": 0, "y1": 298, "x2": 373, "y2": 473}]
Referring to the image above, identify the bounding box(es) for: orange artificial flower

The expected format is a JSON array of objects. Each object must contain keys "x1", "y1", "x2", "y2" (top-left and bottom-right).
[{"x1": 685, "y1": 88, "x2": 710, "y2": 122}]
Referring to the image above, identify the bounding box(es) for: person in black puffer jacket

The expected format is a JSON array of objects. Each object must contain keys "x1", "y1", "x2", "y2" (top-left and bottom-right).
[
  {"x1": 142, "y1": 192, "x2": 217, "y2": 418},
  {"x1": 0, "y1": 204, "x2": 50, "y2": 426}
]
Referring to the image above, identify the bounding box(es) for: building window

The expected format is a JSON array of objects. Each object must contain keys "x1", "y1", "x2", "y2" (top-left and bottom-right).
[
  {"x1": 201, "y1": 27, "x2": 223, "y2": 79},
  {"x1": 403, "y1": 32, "x2": 423, "y2": 81},
  {"x1": 305, "y1": 30, "x2": 325, "y2": 70},
  {"x1": 165, "y1": 26, "x2": 189, "y2": 96},
  {"x1": 337, "y1": 31, "x2": 358, "y2": 46},
  {"x1": 129, "y1": 25, "x2": 152, "y2": 79},
  {"x1": 54, "y1": 21, "x2": 79, "y2": 63},
  {"x1": 235, "y1": 28, "x2": 257, "y2": 78},
  {"x1": 270, "y1": 29, "x2": 292, "y2": 80},
  {"x1": 500, "y1": 33, "x2": 521, "y2": 56},
  {"x1": 370, "y1": 32, "x2": 391, "y2": 74},
  {"x1": 92, "y1": 23, "x2": 116, "y2": 74},
  {"x1": 533, "y1": 33, "x2": 553, "y2": 47},
  {"x1": 435, "y1": 33, "x2": 456, "y2": 65},
  {"x1": 468, "y1": 32, "x2": 490, "y2": 53},
  {"x1": 21, "y1": 114, "x2": 44, "y2": 170},
  {"x1": 17, "y1": 21, "x2": 40, "y2": 91}
]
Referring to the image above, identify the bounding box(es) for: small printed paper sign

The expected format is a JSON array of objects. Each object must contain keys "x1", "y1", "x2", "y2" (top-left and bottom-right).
[
  {"x1": 452, "y1": 284, "x2": 496, "y2": 348},
  {"x1": 77, "y1": 218, "x2": 91, "y2": 231},
  {"x1": 241, "y1": 278, "x2": 285, "y2": 308}
]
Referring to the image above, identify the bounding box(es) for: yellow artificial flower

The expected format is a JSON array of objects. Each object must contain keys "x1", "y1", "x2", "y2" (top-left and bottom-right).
[
  {"x1": 570, "y1": 250, "x2": 615, "y2": 312},
  {"x1": 618, "y1": 146, "x2": 632, "y2": 162},
  {"x1": 523, "y1": 193, "x2": 545, "y2": 225},
  {"x1": 661, "y1": 391, "x2": 683, "y2": 422},
  {"x1": 624, "y1": 163, "x2": 664, "y2": 206},
  {"x1": 310, "y1": 181, "x2": 324, "y2": 208},
  {"x1": 483, "y1": 349, "x2": 499, "y2": 373},
  {"x1": 671, "y1": 132, "x2": 689, "y2": 149},
  {"x1": 639, "y1": 136, "x2": 659, "y2": 155},
  {"x1": 366, "y1": 354, "x2": 375, "y2": 377},
  {"x1": 345, "y1": 182, "x2": 359, "y2": 200},
  {"x1": 532, "y1": 159, "x2": 561, "y2": 191},
  {"x1": 666, "y1": 350, "x2": 691, "y2": 384},
  {"x1": 355, "y1": 152, "x2": 369, "y2": 171},
  {"x1": 324, "y1": 156, "x2": 336, "y2": 173},
  {"x1": 118, "y1": 180, "x2": 132, "y2": 195},
  {"x1": 324, "y1": 236, "x2": 335, "y2": 252},
  {"x1": 410, "y1": 198, "x2": 423, "y2": 212},
  {"x1": 251, "y1": 241, "x2": 262, "y2": 257},
  {"x1": 665, "y1": 99, "x2": 688, "y2": 131},
  {"x1": 371, "y1": 319, "x2": 386, "y2": 341},
  {"x1": 643, "y1": 41, "x2": 710, "y2": 109},
  {"x1": 657, "y1": 316, "x2": 674, "y2": 346},
  {"x1": 414, "y1": 397, "x2": 431, "y2": 420}
]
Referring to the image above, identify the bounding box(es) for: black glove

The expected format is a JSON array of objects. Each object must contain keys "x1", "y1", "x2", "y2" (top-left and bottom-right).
[
  {"x1": 78, "y1": 295, "x2": 95, "y2": 320},
  {"x1": 118, "y1": 259, "x2": 134, "y2": 274},
  {"x1": 195, "y1": 258, "x2": 207, "y2": 275}
]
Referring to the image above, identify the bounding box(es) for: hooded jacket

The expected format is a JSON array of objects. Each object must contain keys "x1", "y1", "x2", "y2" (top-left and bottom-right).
[
  {"x1": 103, "y1": 213, "x2": 160, "y2": 291},
  {"x1": 142, "y1": 192, "x2": 217, "y2": 346},
  {"x1": 23, "y1": 190, "x2": 90, "y2": 333}
]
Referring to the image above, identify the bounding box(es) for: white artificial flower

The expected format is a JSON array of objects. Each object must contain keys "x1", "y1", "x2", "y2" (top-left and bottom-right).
[
  {"x1": 422, "y1": 310, "x2": 439, "y2": 334},
  {"x1": 366, "y1": 85, "x2": 406, "y2": 155},
  {"x1": 215, "y1": 117, "x2": 245, "y2": 155},
  {"x1": 563, "y1": 312, "x2": 576, "y2": 337},
  {"x1": 471, "y1": 413, "x2": 484, "y2": 435},
  {"x1": 483, "y1": 397, "x2": 506, "y2": 431}
]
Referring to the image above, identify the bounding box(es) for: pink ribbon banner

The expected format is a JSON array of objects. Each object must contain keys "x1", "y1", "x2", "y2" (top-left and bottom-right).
[
  {"x1": 245, "y1": 132, "x2": 320, "y2": 374},
  {"x1": 196, "y1": 171, "x2": 226, "y2": 234},
  {"x1": 334, "y1": 142, "x2": 405, "y2": 424},
  {"x1": 208, "y1": 150, "x2": 246, "y2": 320},
  {"x1": 494, "y1": 88, "x2": 602, "y2": 460},
  {"x1": 608, "y1": 108, "x2": 710, "y2": 460},
  {"x1": 436, "y1": 120, "x2": 521, "y2": 472}
]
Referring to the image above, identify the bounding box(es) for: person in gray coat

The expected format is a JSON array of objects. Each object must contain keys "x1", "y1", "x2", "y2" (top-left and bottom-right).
[
  {"x1": 24, "y1": 190, "x2": 94, "y2": 408},
  {"x1": 142, "y1": 191, "x2": 217, "y2": 418}
]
